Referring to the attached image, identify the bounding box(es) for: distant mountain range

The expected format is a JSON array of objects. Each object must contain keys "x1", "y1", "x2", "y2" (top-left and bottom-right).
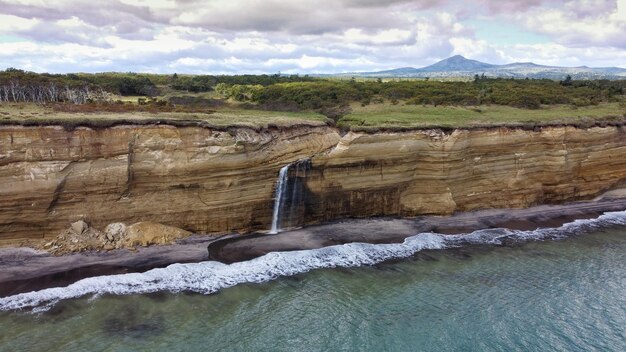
[{"x1": 331, "y1": 55, "x2": 626, "y2": 80}]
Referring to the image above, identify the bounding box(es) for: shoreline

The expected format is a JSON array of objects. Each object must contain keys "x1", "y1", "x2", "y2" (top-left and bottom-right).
[
  {"x1": 208, "y1": 197, "x2": 626, "y2": 263},
  {"x1": 2, "y1": 197, "x2": 626, "y2": 298},
  {"x1": 0, "y1": 235, "x2": 220, "y2": 298}
]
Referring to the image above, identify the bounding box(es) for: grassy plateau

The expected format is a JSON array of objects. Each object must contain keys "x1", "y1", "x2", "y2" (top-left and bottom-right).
[{"x1": 340, "y1": 102, "x2": 626, "y2": 129}]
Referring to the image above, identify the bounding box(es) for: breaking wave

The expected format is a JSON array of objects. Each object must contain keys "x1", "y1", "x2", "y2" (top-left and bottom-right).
[{"x1": 2, "y1": 210, "x2": 626, "y2": 312}]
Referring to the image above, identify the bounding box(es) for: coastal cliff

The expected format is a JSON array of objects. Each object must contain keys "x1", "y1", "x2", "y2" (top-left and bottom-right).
[
  {"x1": 0, "y1": 123, "x2": 340, "y2": 246},
  {"x1": 1, "y1": 122, "x2": 626, "y2": 247},
  {"x1": 305, "y1": 126, "x2": 626, "y2": 221}
]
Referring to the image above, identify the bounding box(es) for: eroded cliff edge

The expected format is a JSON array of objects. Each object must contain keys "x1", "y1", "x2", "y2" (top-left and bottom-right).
[
  {"x1": 304, "y1": 126, "x2": 626, "y2": 222},
  {"x1": 2, "y1": 123, "x2": 626, "y2": 247},
  {"x1": 0, "y1": 124, "x2": 340, "y2": 246}
]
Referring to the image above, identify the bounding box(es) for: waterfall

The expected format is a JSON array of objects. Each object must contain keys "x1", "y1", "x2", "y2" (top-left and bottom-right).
[
  {"x1": 269, "y1": 159, "x2": 311, "y2": 234},
  {"x1": 288, "y1": 162, "x2": 301, "y2": 223},
  {"x1": 270, "y1": 164, "x2": 291, "y2": 234}
]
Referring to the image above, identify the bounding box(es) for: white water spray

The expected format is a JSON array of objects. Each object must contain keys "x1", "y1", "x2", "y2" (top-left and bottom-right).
[
  {"x1": 2, "y1": 210, "x2": 626, "y2": 312},
  {"x1": 270, "y1": 164, "x2": 291, "y2": 234}
]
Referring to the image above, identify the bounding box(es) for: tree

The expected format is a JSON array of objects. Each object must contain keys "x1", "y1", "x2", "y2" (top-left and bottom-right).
[{"x1": 560, "y1": 75, "x2": 573, "y2": 86}]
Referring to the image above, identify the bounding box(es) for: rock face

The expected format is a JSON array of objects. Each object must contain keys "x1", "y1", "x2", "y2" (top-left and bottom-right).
[
  {"x1": 303, "y1": 127, "x2": 626, "y2": 222},
  {"x1": 0, "y1": 124, "x2": 341, "y2": 246},
  {"x1": 1, "y1": 123, "x2": 626, "y2": 247}
]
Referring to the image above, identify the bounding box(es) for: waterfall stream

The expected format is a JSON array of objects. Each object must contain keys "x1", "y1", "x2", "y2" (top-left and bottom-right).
[
  {"x1": 269, "y1": 160, "x2": 311, "y2": 234},
  {"x1": 270, "y1": 164, "x2": 291, "y2": 234}
]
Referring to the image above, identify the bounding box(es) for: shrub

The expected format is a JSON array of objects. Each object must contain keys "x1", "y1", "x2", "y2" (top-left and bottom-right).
[
  {"x1": 319, "y1": 104, "x2": 352, "y2": 123},
  {"x1": 512, "y1": 95, "x2": 541, "y2": 109}
]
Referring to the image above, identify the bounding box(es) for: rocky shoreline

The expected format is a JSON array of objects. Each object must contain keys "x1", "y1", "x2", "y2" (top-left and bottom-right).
[
  {"x1": 0, "y1": 235, "x2": 220, "y2": 298},
  {"x1": 208, "y1": 197, "x2": 626, "y2": 263},
  {"x1": 1, "y1": 196, "x2": 626, "y2": 298}
]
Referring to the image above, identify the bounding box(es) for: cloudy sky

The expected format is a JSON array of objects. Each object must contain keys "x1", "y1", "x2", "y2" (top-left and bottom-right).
[{"x1": 0, "y1": 0, "x2": 625, "y2": 73}]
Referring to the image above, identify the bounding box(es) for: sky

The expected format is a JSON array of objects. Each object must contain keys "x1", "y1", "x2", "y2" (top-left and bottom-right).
[{"x1": 0, "y1": 0, "x2": 624, "y2": 74}]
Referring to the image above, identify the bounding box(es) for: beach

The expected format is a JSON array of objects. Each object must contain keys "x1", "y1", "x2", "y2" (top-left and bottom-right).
[{"x1": 2, "y1": 196, "x2": 625, "y2": 298}]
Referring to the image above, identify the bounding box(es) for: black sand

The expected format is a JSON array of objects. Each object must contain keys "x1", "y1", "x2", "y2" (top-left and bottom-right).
[{"x1": 2, "y1": 197, "x2": 625, "y2": 297}]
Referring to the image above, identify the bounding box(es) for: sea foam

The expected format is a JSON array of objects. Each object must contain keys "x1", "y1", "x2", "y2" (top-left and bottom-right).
[{"x1": 1, "y1": 210, "x2": 625, "y2": 312}]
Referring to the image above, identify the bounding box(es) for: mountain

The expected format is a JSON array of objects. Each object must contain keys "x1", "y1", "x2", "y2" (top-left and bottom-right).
[
  {"x1": 419, "y1": 55, "x2": 495, "y2": 72},
  {"x1": 335, "y1": 55, "x2": 626, "y2": 80}
]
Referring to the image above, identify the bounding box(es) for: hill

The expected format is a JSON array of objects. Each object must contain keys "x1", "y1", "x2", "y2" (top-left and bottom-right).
[{"x1": 338, "y1": 55, "x2": 626, "y2": 80}]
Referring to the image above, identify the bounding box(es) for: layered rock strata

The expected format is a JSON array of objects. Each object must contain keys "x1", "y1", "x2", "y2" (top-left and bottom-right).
[
  {"x1": 0, "y1": 124, "x2": 340, "y2": 246},
  {"x1": 304, "y1": 126, "x2": 626, "y2": 222},
  {"x1": 2, "y1": 123, "x2": 626, "y2": 247}
]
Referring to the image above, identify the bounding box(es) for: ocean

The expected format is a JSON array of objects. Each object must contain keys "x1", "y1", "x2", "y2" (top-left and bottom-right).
[{"x1": 0, "y1": 212, "x2": 625, "y2": 351}]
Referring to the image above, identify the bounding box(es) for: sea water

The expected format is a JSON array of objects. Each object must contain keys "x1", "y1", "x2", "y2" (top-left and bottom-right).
[{"x1": 0, "y1": 214, "x2": 624, "y2": 351}]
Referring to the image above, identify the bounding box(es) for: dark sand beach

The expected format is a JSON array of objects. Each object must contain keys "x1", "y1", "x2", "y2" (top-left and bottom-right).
[{"x1": 2, "y1": 196, "x2": 626, "y2": 298}]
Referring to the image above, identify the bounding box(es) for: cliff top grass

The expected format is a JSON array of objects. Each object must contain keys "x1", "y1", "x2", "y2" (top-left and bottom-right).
[
  {"x1": 0, "y1": 103, "x2": 329, "y2": 129},
  {"x1": 340, "y1": 102, "x2": 626, "y2": 130},
  {"x1": 1, "y1": 101, "x2": 625, "y2": 131}
]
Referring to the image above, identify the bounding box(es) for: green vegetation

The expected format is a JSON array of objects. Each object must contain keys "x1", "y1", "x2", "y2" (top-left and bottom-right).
[
  {"x1": 0, "y1": 103, "x2": 328, "y2": 130},
  {"x1": 341, "y1": 102, "x2": 626, "y2": 129},
  {"x1": 1, "y1": 68, "x2": 624, "y2": 129},
  {"x1": 255, "y1": 78, "x2": 625, "y2": 110},
  {"x1": 170, "y1": 74, "x2": 315, "y2": 93},
  {"x1": 0, "y1": 69, "x2": 316, "y2": 102}
]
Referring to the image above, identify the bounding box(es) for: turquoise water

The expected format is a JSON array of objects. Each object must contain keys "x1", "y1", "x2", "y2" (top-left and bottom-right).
[{"x1": 0, "y1": 220, "x2": 625, "y2": 351}]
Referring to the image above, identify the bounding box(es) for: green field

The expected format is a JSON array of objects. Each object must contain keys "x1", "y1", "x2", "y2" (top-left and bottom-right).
[
  {"x1": 0, "y1": 104, "x2": 328, "y2": 128},
  {"x1": 341, "y1": 102, "x2": 626, "y2": 129},
  {"x1": 2, "y1": 69, "x2": 625, "y2": 130},
  {"x1": 1, "y1": 102, "x2": 625, "y2": 130}
]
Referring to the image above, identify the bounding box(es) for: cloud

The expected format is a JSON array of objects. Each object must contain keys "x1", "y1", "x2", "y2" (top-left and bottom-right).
[
  {"x1": 0, "y1": 0, "x2": 155, "y2": 24},
  {"x1": 0, "y1": 0, "x2": 624, "y2": 73},
  {"x1": 478, "y1": 0, "x2": 547, "y2": 14},
  {"x1": 169, "y1": 0, "x2": 419, "y2": 34},
  {"x1": 0, "y1": 0, "x2": 158, "y2": 38},
  {"x1": 518, "y1": 0, "x2": 626, "y2": 48},
  {"x1": 0, "y1": 14, "x2": 39, "y2": 33},
  {"x1": 0, "y1": 0, "x2": 441, "y2": 35}
]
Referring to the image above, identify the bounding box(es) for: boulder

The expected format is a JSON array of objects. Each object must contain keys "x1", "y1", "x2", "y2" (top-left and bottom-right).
[
  {"x1": 104, "y1": 222, "x2": 127, "y2": 242},
  {"x1": 70, "y1": 220, "x2": 88, "y2": 235}
]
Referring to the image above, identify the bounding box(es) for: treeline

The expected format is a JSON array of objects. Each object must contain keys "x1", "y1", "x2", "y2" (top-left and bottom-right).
[
  {"x1": 251, "y1": 79, "x2": 626, "y2": 111},
  {"x1": 0, "y1": 69, "x2": 318, "y2": 103},
  {"x1": 0, "y1": 68, "x2": 112, "y2": 104},
  {"x1": 85, "y1": 73, "x2": 159, "y2": 96},
  {"x1": 1, "y1": 68, "x2": 624, "y2": 111},
  {"x1": 0, "y1": 69, "x2": 157, "y2": 103},
  {"x1": 170, "y1": 74, "x2": 315, "y2": 92}
]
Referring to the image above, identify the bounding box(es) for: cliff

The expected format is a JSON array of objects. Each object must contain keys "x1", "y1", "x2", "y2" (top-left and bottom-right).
[
  {"x1": 305, "y1": 126, "x2": 626, "y2": 221},
  {"x1": 0, "y1": 124, "x2": 340, "y2": 246},
  {"x1": 2, "y1": 122, "x2": 626, "y2": 247}
]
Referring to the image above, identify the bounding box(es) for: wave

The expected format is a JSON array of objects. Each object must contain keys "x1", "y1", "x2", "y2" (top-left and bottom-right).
[{"x1": 2, "y1": 210, "x2": 626, "y2": 312}]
